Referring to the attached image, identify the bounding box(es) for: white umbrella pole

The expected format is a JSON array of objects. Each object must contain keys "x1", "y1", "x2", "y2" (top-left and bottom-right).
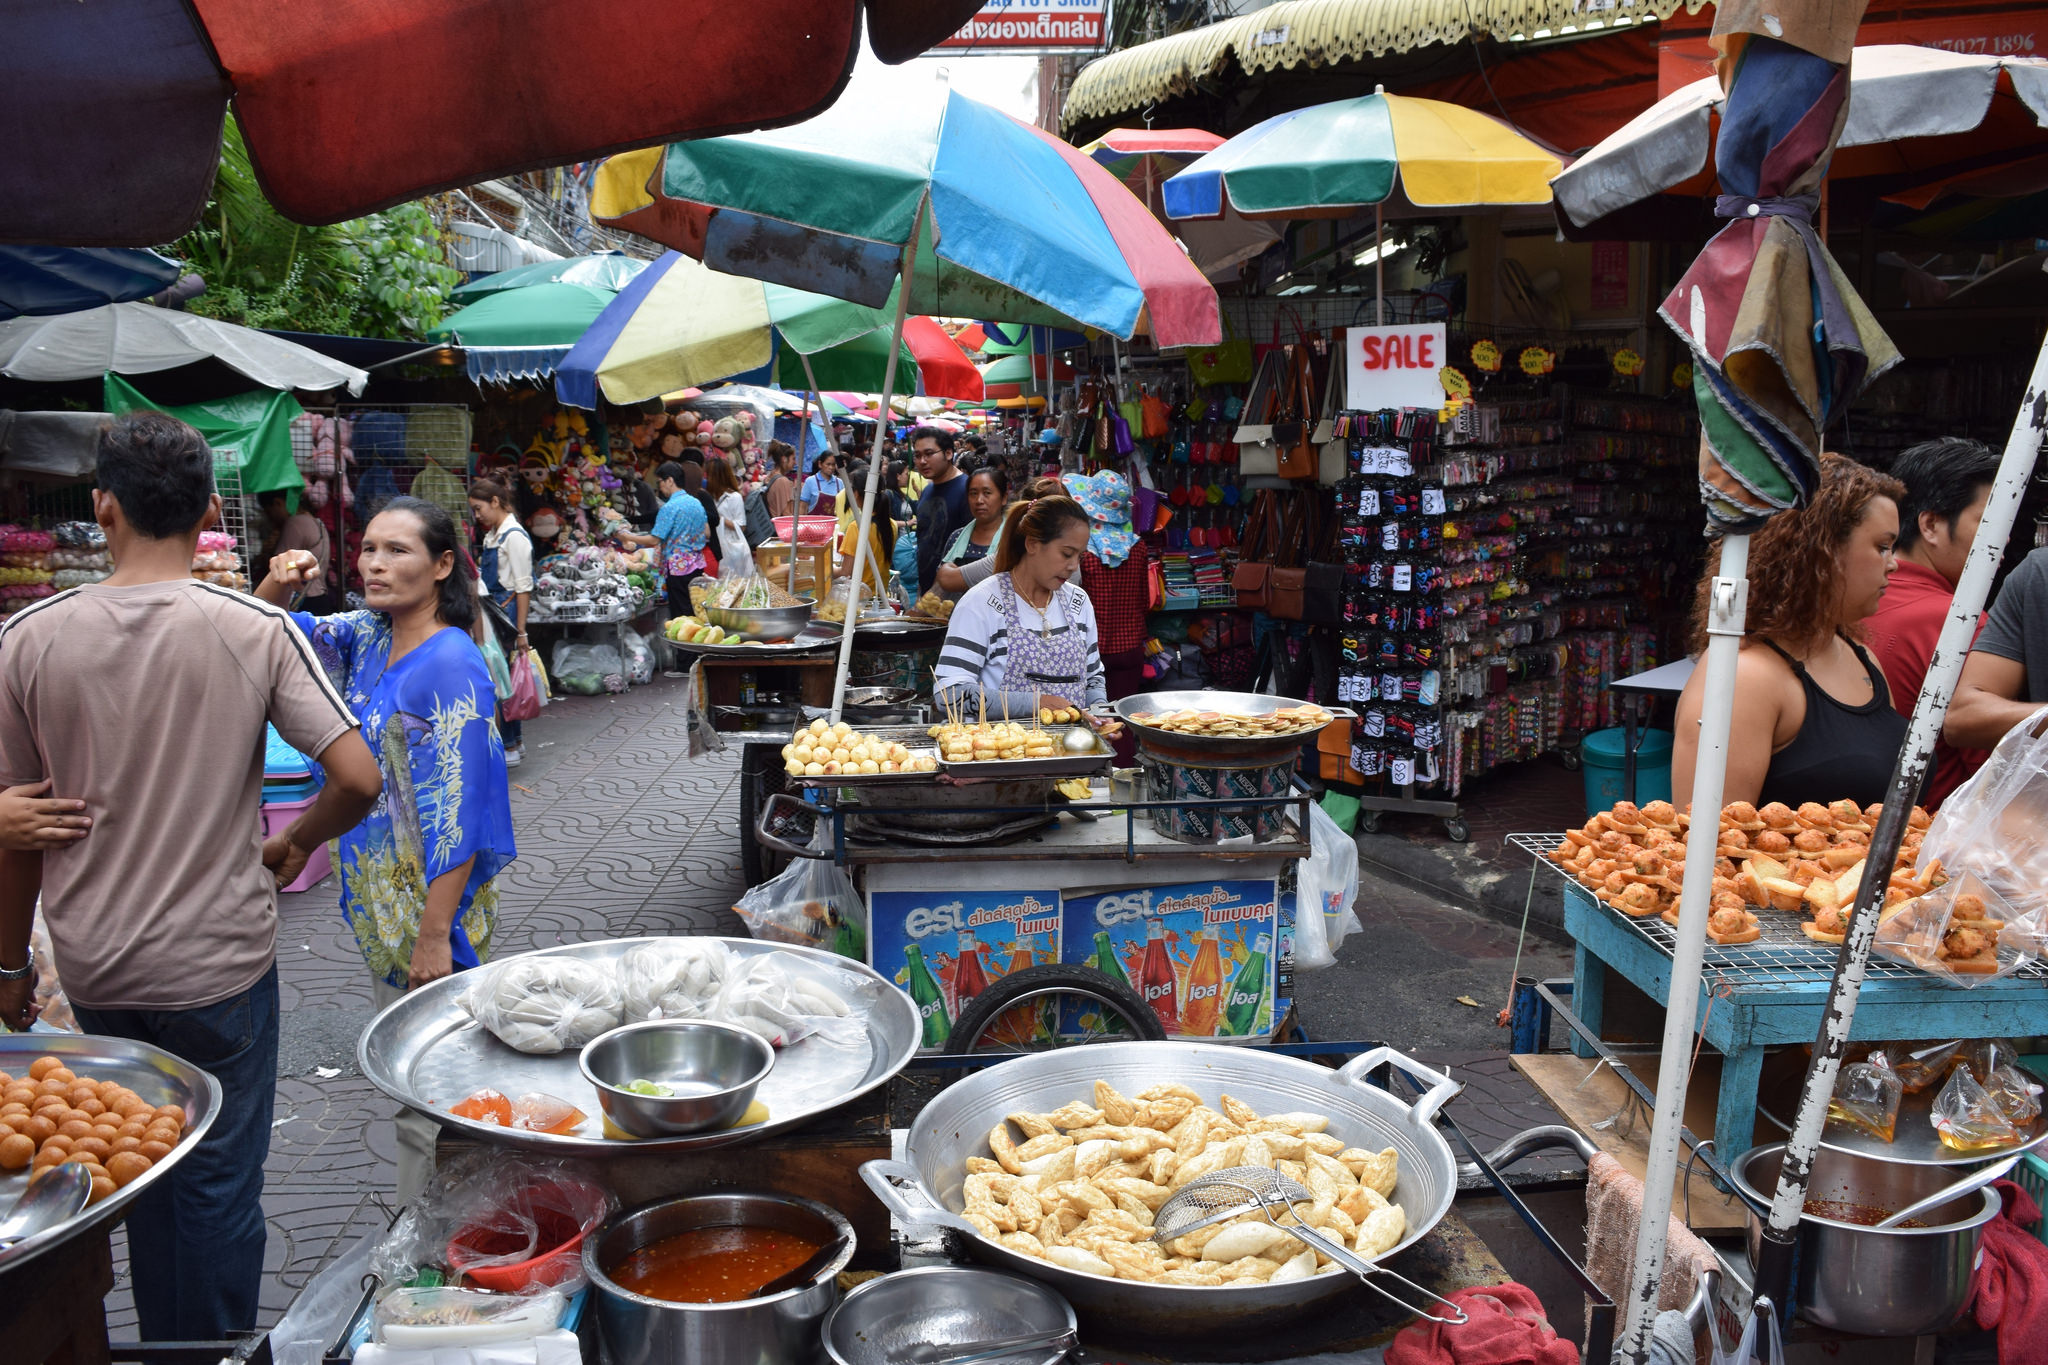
[
  {"x1": 1750, "y1": 327, "x2": 2048, "y2": 1312},
  {"x1": 827, "y1": 221, "x2": 918, "y2": 723},
  {"x1": 1617, "y1": 531, "x2": 1749, "y2": 1361}
]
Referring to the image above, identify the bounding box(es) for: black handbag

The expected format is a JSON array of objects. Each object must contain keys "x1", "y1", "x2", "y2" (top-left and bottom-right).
[{"x1": 480, "y1": 594, "x2": 520, "y2": 651}]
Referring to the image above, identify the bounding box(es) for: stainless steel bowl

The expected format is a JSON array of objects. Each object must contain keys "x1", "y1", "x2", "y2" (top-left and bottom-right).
[
  {"x1": 585, "y1": 1192, "x2": 855, "y2": 1365},
  {"x1": 823, "y1": 1267, "x2": 1075, "y2": 1365},
  {"x1": 579, "y1": 1020, "x2": 775, "y2": 1138},
  {"x1": 1731, "y1": 1143, "x2": 2000, "y2": 1336},
  {"x1": 703, "y1": 600, "x2": 816, "y2": 640}
]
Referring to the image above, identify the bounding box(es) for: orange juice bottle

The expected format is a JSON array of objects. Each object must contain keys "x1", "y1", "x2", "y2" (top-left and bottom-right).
[{"x1": 1180, "y1": 931, "x2": 1225, "y2": 1037}]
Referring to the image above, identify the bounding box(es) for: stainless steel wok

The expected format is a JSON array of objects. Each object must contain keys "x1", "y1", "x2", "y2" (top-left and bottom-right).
[
  {"x1": 1112, "y1": 690, "x2": 1353, "y2": 762},
  {"x1": 862, "y1": 1043, "x2": 1464, "y2": 1337}
]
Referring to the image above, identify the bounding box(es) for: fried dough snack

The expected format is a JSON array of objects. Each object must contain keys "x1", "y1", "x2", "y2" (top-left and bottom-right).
[
  {"x1": 955, "y1": 1081, "x2": 1402, "y2": 1285},
  {"x1": 1126, "y1": 705, "x2": 1332, "y2": 739},
  {"x1": 1550, "y1": 800, "x2": 1941, "y2": 944}
]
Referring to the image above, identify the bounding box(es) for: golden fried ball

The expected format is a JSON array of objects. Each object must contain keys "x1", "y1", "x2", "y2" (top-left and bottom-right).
[
  {"x1": 0, "y1": 1134, "x2": 31, "y2": 1170},
  {"x1": 137, "y1": 1140, "x2": 172, "y2": 1162},
  {"x1": 26, "y1": 1057, "x2": 61, "y2": 1081},
  {"x1": 56, "y1": 1119, "x2": 93, "y2": 1141},
  {"x1": 107, "y1": 1151, "x2": 151, "y2": 1187}
]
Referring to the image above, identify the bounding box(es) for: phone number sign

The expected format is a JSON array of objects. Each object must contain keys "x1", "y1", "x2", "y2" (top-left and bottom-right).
[{"x1": 936, "y1": 0, "x2": 1111, "y2": 53}]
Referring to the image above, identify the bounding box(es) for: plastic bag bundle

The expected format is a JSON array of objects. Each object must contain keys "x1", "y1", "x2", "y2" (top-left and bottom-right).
[
  {"x1": 714, "y1": 955, "x2": 852, "y2": 1047},
  {"x1": 1932, "y1": 1065, "x2": 2024, "y2": 1153},
  {"x1": 619, "y1": 939, "x2": 734, "y2": 1023},
  {"x1": 623, "y1": 631, "x2": 656, "y2": 685},
  {"x1": 731, "y1": 839, "x2": 867, "y2": 961},
  {"x1": 1875, "y1": 871, "x2": 2037, "y2": 986},
  {"x1": 459, "y1": 956, "x2": 622, "y2": 1054},
  {"x1": 1827, "y1": 1051, "x2": 1903, "y2": 1143},
  {"x1": 370, "y1": 1150, "x2": 612, "y2": 1301}
]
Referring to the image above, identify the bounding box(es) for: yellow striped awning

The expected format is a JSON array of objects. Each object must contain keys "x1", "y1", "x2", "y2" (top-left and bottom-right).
[{"x1": 1062, "y1": 0, "x2": 1709, "y2": 128}]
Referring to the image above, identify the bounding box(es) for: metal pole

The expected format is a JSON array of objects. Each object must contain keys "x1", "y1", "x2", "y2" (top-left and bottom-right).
[
  {"x1": 1375, "y1": 203, "x2": 1385, "y2": 327},
  {"x1": 827, "y1": 213, "x2": 919, "y2": 723},
  {"x1": 1618, "y1": 531, "x2": 1749, "y2": 1361},
  {"x1": 1752, "y1": 325, "x2": 2048, "y2": 1314}
]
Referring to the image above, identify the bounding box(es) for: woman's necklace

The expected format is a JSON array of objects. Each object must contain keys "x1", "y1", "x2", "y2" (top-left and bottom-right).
[{"x1": 1017, "y1": 579, "x2": 1055, "y2": 640}]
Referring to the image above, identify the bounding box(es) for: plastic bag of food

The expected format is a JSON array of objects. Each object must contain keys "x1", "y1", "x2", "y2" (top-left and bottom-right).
[
  {"x1": 713, "y1": 955, "x2": 853, "y2": 1047},
  {"x1": 1987, "y1": 1064, "x2": 2043, "y2": 1129},
  {"x1": 619, "y1": 939, "x2": 734, "y2": 1023},
  {"x1": 459, "y1": 955, "x2": 622, "y2": 1054},
  {"x1": 1293, "y1": 800, "x2": 1363, "y2": 970},
  {"x1": 1920, "y1": 707, "x2": 2048, "y2": 932},
  {"x1": 1958, "y1": 1037, "x2": 2023, "y2": 1083},
  {"x1": 731, "y1": 833, "x2": 867, "y2": 961},
  {"x1": 1932, "y1": 1065, "x2": 2024, "y2": 1154},
  {"x1": 370, "y1": 1150, "x2": 613, "y2": 1300},
  {"x1": 372, "y1": 1286, "x2": 569, "y2": 1346},
  {"x1": 1875, "y1": 871, "x2": 2035, "y2": 987},
  {"x1": 623, "y1": 631, "x2": 656, "y2": 686},
  {"x1": 1827, "y1": 1051, "x2": 1903, "y2": 1143},
  {"x1": 549, "y1": 641, "x2": 604, "y2": 696}
]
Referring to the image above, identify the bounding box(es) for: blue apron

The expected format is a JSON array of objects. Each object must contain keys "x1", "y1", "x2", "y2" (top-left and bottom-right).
[{"x1": 479, "y1": 524, "x2": 531, "y2": 613}]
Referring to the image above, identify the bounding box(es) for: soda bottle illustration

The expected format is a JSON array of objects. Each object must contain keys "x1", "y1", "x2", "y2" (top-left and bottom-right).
[
  {"x1": 1138, "y1": 919, "x2": 1181, "y2": 1033},
  {"x1": 987, "y1": 938, "x2": 1048, "y2": 1048},
  {"x1": 904, "y1": 943, "x2": 951, "y2": 1048},
  {"x1": 1180, "y1": 931, "x2": 1225, "y2": 1036},
  {"x1": 1220, "y1": 933, "x2": 1271, "y2": 1037},
  {"x1": 954, "y1": 930, "x2": 991, "y2": 1010},
  {"x1": 1089, "y1": 931, "x2": 1135, "y2": 990}
]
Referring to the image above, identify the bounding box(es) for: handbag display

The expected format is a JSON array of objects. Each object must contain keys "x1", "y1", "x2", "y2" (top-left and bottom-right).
[
  {"x1": 1230, "y1": 490, "x2": 1278, "y2": 610},
  {"x1": 1187, "y1": 311, "x2": 1254, "y2": 386},
  {"x1": 1275, "y1": 345, "x2": 1319, "y2": 481},
  {"x1": 1267, "y1": 493, "x2": 1308, "y2": 620}
]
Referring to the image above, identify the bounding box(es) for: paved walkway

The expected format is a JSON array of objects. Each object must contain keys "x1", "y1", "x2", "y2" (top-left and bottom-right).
[{"x1": 91, "y1": 675, "x2": 1571, "y2": 1340}]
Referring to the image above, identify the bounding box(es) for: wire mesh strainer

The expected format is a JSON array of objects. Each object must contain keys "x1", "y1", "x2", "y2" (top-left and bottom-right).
[{"x1": 1155, "y1": 1167, "x2": 1469, "y2": 1326}]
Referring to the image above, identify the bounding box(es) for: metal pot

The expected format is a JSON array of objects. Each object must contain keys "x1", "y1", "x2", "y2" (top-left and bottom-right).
[
  {"x1": 821, "y1": 1267, "x2": 1074, "y2": 1365},
  {"x1": 866, "y1": 1043, "x2": 1463, "y2": 1338},
  {"x1": 1731, "y1": 1143, "x2": 1999, "y2": 1336},
  {"x1": 583, "y1": 1192, "x2": 855, "y2": 1365},
  {"x1": 1111, "y1": 690, "x2": 1352, "y2": 764}
]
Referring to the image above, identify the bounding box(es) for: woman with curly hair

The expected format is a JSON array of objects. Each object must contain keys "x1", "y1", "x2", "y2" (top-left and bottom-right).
[{"x1": 1672, "y1": 454, "x2": 1908, "y2": 808}]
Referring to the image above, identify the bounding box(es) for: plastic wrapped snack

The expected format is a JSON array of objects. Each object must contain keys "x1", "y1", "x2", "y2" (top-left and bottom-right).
[
  {"x1": 1932, "y1": 1065, "x2": 2024, "y2": 1154},
  {"x1": 714, "y1": 956, "x2": 852, "y2": 1047},
  {"x1": 1958, "y1": 1037, "x2": 2023, "y2": 1084},
  {"x1": 619, "y1": 939, "x2": 734, "y2": 1023},
  {"x1": 1986, "y1": 1064, "x2": 2043, "y2": 1129},
  {"x1": 372, "y1": 1286, "x2": 569, "y2": 1347},
  {"x1": 731, "y1": 835, "x2": 867, "y2": 961},
  {"x1": 1890, "y1": 1040, "x2": 1963, "y2": 1093},
  {"x1": 459, "y1": 956, "x2": 623, "y2": 1054},
  {"x1": 1875, "y1": 872, "x2": 2033, "y2": 986},
  {"x1": 1827, "y1": 1051, "x2": 1904, "y2": 1143}
]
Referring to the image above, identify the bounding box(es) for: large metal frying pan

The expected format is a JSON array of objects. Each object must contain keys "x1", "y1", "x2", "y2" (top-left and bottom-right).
[
  {"x1": 1112, "y1": 691, "x2": 1353, "y2": 763},
  {"x1": 863, "y1": 1043, "x2": 1464, "y2": 1338}
]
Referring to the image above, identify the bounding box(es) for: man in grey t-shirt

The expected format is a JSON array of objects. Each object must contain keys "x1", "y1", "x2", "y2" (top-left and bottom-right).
[{"x1": 1946, "y1": 547, "x2": 2048, "y2": 749}]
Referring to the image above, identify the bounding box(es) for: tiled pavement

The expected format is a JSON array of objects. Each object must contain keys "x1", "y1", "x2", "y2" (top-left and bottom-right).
[{"x1": 94, "y1": 676, "x2": 1579, "y2": 1341}]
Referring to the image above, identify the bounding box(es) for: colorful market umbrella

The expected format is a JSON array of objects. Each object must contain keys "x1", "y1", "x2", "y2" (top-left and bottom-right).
[
  {"x1": 1162, "y1": 90, "x2": 1562, "y2": 220},
  {"x1": 450, "y1": 252, "x2": 648, "y2": 304},
  {"x1": 1080, "y1": 129, "x2": 1281, "y2": 282},
  {"x1": 1553, "y1": 45, "x2": 2048, "y2": 232},
  {"x1": 428, "y1": 283, "x2": 617, "y2": 349},
  {"x1": 5, "y1": 0, "x2": 986, "y2": 244},
  {"x1": 591, "y1": 85, "x2": 1221, "y2": 348},
  {"x1": 978, "y1": 351, "x2": 1075, "y2": 399},
  {"x1": 555, "y1": 251, "x2": 892, "y2": 409},
  {"x1": 0, "y1": 245, "x2": 183, "y2": 320}
]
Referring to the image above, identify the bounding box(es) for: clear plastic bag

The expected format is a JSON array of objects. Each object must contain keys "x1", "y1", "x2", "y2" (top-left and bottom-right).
[
  {"x1": 623, "y1": 631, "x2": 656, "y2": 685},
  {"x1": 619, "y1": 939, "x2": 735, "y2": 1023},
  {"x1": 1890, "y1": 1040, "x2": 1962, "y2": 1093},
  {"x1": 731, "y1": 833, "x2": 867, "y2": 961},
  {"x1": 458, "y1": 955, "x2": 623, "y2": 1054},
  {"x1": 370, "y1": 1150, "x2": 613, "y2": 1301},
  {"x1": 713, "y1": 955, "x2": 854, "y2": 1047},
  {"x1": 1827, "y1": 1051, "x2": 1903, "y2": 1143},
  {"x1": 1988, "y1": 1063, "x2": 2043, "y2": 1129},
  {"x1": 1932, "y1": 1065, "x2": 2025, "y2": 1154},
  {"x1": 372, "y1": 1287, "x2": 568, "y2": 1346},
  {"x1": 1293, "y1": 801, "x2": 1363, "y2": 970},
  {"x1": 1920, "y1": 707, "x2": 2048, "y2": 936},
  {"x1": 1875, "y1": 871, "x2": 2036, "y2": 986},
  {"x1": 1959, "y1": 1037, "x2": 2023, "y2": 1084}
]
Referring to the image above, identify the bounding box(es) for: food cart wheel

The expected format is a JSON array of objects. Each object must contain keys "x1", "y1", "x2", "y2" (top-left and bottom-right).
[
  {"x1": 1358, "y1": 808, "x2": 1383, "y2": 834},
  {"x1": 1444, "y1": 817, "x2": 1470, "y2": 842},
  {"x1": 739, "y1": 742, "x2": 792, "y2": 886},
  {"x1": 942, "y1": 964, "x2": 1165, "y2": 1080}
]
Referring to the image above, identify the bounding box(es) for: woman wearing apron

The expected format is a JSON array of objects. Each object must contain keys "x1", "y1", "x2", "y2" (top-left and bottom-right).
[
  {"x1": 933, "y1": 492, "x2": 1107, "y2": 719},
  {"x1": 469, "y1": 478, "x2": 532, "y2": 766}
]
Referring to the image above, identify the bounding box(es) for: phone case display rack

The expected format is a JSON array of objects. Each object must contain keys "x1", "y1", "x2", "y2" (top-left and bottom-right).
[{"x1": 1333, "y1": 391, "x2": 1698, "y2": 826}]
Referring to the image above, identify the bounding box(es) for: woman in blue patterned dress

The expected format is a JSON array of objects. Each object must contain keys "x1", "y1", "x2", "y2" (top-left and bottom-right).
[{"x1": 256, "y1": 496, "x2": 515, "y2": 1199}]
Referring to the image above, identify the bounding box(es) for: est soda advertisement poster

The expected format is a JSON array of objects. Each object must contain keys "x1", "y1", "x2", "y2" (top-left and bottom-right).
[
  {"x1": 1344, "y1": 323, "x2": 1448, "y2": 413},
  {"x1": 869, "y1": 888, "x2": 1063, "y2": 1052},
  {"x1": 1062, "y1": 880, "x2": 1278, "y2": 1040}
]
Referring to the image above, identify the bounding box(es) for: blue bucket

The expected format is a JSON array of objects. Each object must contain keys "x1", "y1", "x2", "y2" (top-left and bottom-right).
[{"x1": 1580, "y1": 728, "x2": 1673, "y2": 815}]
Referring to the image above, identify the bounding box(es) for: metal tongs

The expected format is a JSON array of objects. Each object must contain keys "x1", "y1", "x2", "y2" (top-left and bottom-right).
[{"x1": 1152, "y1": 1166, "x2": 1470, "y2": 1326}]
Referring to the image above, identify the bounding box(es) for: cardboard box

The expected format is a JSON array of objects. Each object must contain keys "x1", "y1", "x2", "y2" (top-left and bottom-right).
[
  {"x1": 868, "y1": 887, "x2": 1062, "y2": 1052},
  {"x1": 1061, "y1": 879, "x2": 1279, "y2": 1040}
]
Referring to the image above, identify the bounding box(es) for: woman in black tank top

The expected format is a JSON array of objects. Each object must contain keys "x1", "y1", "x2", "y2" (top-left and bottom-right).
[{"x1": 1672, "y1": 456, "x2": 1910, "y2": 811}]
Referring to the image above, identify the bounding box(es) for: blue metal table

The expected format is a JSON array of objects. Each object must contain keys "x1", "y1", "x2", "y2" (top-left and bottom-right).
[{"x1": 1509, "y1": 835, "x2": 2048, "y2": 1162}]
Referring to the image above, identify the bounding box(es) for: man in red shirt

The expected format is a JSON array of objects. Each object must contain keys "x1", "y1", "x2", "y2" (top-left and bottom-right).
[{"x1": 1862, "y1": 438, "x2": 2000, "y2": 806}]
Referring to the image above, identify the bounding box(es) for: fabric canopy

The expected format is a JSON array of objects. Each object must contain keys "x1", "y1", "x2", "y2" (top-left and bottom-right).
[
  {"x1": 449, "y1": 253, "x2": 648, "y2": 303},
  {"x1": 1, "y1": 0, "x2": 987, "y2": 244},
  {"x1": 1080, "y1": 130, "x2": 1282, "y2": 282},
  {"x1": 104, "y1": 373, "x2": 304, "y2": 495},
  {"x1": 0, "y1": 246, "x2": 183, "y2": 320},
  {"x1": 429, "y1": 283, "x2": 617, "y2": 348},
  {"x1": 0, "y1": 302, "x2": 368, "y2": 394}
]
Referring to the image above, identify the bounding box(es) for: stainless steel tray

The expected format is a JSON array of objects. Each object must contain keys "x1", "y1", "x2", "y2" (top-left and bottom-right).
[
  {"x1": 1113, "y1": 690, "x2": 1351, "y2": 760},
  {"x1": 784, "y1": 723, "x2": 943, "y2": 788},
  {"x1": 358, "y1": 937, "x2": 918, "y2": 1154},
  {"x1": 670, "y1": 628, "x2": 840, "y2": 659},
  {"x1": 936, "y1": 736, "x2": 1115, "y2": 780},
  {"x1": 0, "y1": 1032, "x2": 223, "y2": 1277}
]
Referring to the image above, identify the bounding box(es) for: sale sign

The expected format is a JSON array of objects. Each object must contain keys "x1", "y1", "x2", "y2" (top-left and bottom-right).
[
  {"x1": 1346, "y1": 324, "x2": 1448, "y2": 413},
  {"x1": 935, "y1": 0, "x2": 1110, "y2": 53}
]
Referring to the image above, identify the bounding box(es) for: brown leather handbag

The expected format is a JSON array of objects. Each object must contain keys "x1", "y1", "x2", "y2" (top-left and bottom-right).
[
  {"x1": 1231, "y1": 491, "x2": 1277, "y2": 609},
  {"x1": 1268, "y1": 493, "x2": 1308, "y2": 620},
  {"x1": 1275, "y1": 346, "x2": 1319, "y2": 481}
]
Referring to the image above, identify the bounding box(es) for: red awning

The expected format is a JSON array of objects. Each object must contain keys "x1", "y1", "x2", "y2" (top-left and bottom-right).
[{"x1": 2, "y1": 0, "x2": 984, "y2": 245}]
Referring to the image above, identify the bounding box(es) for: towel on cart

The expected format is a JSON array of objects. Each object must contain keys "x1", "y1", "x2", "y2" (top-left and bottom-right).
[
  {"x1": 1385, "y1": 1282, "x2": 1577, "y2": 1365},
  {"x1": 1583, "y1": 1153, "x2": 1719, "y2": 1348},
  {"x1": 1972, "y1": 1178, "x2": 2048, "y2": 1364}
]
